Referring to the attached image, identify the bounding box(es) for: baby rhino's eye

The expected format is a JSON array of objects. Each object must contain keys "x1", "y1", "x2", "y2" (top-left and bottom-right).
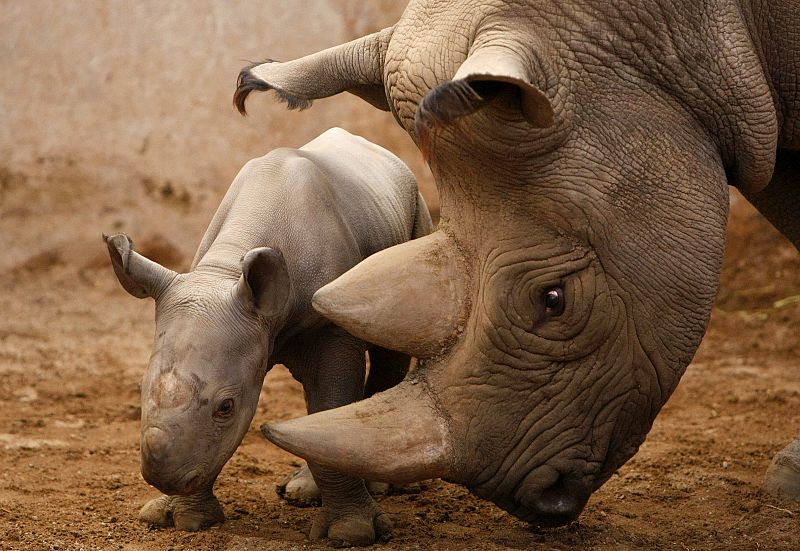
[
  {"x1": 214, "y1": 398, "x2": 235, "y2": 418},
  {"x1": 543, "y1": 287, "x2": 565, "y2": 316}
]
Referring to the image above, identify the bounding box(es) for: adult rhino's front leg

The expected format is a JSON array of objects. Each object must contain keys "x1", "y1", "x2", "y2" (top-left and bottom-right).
[{"x1": 276, "y1": 327, "x2": 391, "y2": 546}]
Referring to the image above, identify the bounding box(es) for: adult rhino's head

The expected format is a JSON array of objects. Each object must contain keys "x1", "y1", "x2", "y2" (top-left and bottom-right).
[
  {"x1": 236, "y1": 0, "x2": 776, "y2": 526},
  {"x1": 105, "y1": 234, "x2": 289, "y2": 496}
]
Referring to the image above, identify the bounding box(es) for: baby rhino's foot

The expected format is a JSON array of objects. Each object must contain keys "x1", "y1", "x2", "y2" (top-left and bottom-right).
[
  {"x1": 310, "y1": 503, "x2": 392, "y2": 547},
  {"x1": 277, "y1": 463, "x2": 321, "y2": 506},
  {"x1": 278, "y1": 463, "x2": 392, "y2": 507},
  {"x1": 138, "y1": 493, "x2": 224, "y2": 531}
]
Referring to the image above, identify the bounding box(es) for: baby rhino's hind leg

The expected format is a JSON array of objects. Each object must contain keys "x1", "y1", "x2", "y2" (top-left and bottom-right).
[
  {"x1": 277, "y1": 460, "x2": 393, "y2": 505},
  {"x1": 742, "y1": 151, "x2": 800, "y2": 501},
  {"x1": 364, "y1": 346, "x2": 410, "y2": 398},
  {"x1": 361, "y1": 346, "x2": 413, "y2": 495},
  {"x1": 275, "y1": 345, "x2": 408, "y2": 509},
  {"x1": 276, "y1": 462, "x2": 321, "y2": 506}
]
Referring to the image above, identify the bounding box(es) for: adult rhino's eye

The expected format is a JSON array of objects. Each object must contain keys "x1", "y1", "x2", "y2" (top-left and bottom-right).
[
  {"x1": 544, "y1": 287, "x2": 565, "y2": 316},
  {"x1": 214, "y1": 398, "x2": 235, "y2": 418}
]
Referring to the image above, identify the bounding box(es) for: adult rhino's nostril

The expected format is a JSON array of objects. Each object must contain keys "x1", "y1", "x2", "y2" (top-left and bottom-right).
[{"x1": 142, "y1": 427, "x2": 170, "y2": 461}]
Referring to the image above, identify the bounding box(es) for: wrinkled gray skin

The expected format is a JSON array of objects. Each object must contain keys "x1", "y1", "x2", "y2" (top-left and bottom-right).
[
  {"x1": 235, "y1": 0, "x2": 800, "y2": 529},
  {"x1": 105, "y1": 128, "x2": 431, "y2": 545}
]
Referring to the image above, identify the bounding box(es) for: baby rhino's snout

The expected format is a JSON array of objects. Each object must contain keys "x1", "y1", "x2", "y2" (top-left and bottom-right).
[
  {"x1": 140, "y1": 426, "x2": 201, "y2": 495},
  {"x1": 140, "y1": 426, "x2": 174, "y2": 491}
]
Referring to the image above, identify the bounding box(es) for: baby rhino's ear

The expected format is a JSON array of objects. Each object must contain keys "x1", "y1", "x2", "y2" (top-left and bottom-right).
[
  {"x1": 238, "y1": 247, "x2": 291, "y2": 318},
  {"x1": 104, "y1": 233, "x2": 177, "y2": 299}
]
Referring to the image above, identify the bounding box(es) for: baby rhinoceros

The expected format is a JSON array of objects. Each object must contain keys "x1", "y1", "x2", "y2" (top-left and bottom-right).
[{"x1": 104, "y1": 127, "x2": 431, "y2": 546}]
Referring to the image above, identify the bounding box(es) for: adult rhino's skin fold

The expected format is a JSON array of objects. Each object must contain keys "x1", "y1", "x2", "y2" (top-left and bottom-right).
[{"x1": 262, "y1": 380, "x2": 453, "y2": 484}]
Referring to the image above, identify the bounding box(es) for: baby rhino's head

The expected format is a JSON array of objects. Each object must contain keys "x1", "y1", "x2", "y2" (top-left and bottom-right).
[{"x1": 105, "y1": 234, "x2": 290, "y2": 496}]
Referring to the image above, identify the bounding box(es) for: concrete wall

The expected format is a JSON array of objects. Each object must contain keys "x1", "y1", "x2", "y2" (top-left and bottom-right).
[{"x1": 0, "y1": 1, "x2": 434, "y2": 271}]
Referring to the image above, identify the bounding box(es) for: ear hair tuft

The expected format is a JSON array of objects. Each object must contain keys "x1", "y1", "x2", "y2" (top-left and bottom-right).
[{"x1": 414, "y1": 80, "x2": 486, "y2": 158}]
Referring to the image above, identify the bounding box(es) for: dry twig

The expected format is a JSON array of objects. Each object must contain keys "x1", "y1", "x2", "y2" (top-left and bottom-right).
[{"x1": 765, "y1": 504, "x2": 795, "y2": 516}]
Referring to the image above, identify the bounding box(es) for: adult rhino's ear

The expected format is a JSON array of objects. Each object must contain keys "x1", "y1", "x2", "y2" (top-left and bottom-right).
[
  {"x1": 234, "y1": 27, "x2": 393, "y2": 115},
  {"x1": 104, "y1": 234, "x2": 177, "y2": 299},
  {"x1": 415, "y1": 39, "x2": 555, "y2": 142},
  {"x1": 238, "y1": 247, "x2": 291, "y2": 318}
]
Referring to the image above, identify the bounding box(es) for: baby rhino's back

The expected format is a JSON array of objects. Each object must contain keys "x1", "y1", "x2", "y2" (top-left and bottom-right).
[
  {"x1": 194, "y1": 128, "x2": 428, "y2": 317},
  {"x1": 297, "y1": 127, "x2": 422, "y2": 258}
]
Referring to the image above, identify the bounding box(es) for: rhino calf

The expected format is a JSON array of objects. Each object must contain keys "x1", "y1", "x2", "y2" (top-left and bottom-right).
[{"x1": 105, "y1": 127, "x2": 431, "y2": 546}]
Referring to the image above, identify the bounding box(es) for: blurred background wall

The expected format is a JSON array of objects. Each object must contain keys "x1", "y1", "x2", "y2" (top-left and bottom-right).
[{"x1": 0, "y1": 0, "x2": 435, "y2": 273}]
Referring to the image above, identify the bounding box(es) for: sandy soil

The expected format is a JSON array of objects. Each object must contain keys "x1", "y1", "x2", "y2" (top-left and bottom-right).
[{"x1": 0, "y1": 170, "x2": 798, "y2": 550}]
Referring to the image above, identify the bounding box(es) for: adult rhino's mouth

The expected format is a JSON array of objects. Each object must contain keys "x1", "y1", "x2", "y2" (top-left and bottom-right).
[{"x1": 260, "y1": 377, "x2": 594, "y2": 527}]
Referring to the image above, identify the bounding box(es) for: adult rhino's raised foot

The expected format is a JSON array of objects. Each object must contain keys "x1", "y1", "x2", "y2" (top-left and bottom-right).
[{"x1": 237, "y1": 0, "x2": 800, "y2": 532}]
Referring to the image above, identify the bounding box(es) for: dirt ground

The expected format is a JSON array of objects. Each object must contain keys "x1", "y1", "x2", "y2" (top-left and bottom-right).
[{"x1": 0, "y1": 163, "x2": 798, "y2": 550}]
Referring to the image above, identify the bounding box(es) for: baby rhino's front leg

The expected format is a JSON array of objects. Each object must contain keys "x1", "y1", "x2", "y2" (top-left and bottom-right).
[
  {"x1": 138, "y1": 492, "x2": 224, "y2": 531},
  {"x1": 306, "y1": 464, "x2": 392, "y2": 546},
  {"x1": 280, "y1": 327, "x2": 391, "y2": 546}
]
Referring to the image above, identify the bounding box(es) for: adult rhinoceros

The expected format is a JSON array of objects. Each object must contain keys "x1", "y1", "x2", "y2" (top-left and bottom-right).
[{"x1": 235, "y1": 0, "x2": 799, "y2": 534}]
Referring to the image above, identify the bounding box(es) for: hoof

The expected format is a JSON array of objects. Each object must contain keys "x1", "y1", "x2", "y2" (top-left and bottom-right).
[
  {"x1": 277, "y1": 463, "x2": 394, "y2": 507},
  {"x1": 764, "y1": 438, "x2": 800, "y2": 501},
  {"x1": 138, "y1": 493, "x2": 224, "y2": 531},
  {"x1": 277, "y1": 463, "x2": 322, "y2": 507},
  {"x1": 365, "y1": 481, "x2": 391, "y2": 495},
  {"x1": 310, "y1": 509, "x2": 392, "y2": 547},
  {"x1": 139, "y1": 495, "x2": 174, "y2": 527}
]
